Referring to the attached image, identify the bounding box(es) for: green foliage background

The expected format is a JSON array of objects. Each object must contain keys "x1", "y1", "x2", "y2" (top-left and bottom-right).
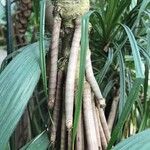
[{"x1": 0, "y1": 0, "x2": 150, "y2": 149}]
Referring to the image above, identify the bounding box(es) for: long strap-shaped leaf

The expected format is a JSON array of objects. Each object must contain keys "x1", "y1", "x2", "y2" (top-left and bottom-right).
[
  {"x1": 113, "y1": 129, "x2": 150, "y2": 150},
  {"x1": 121, "y1": 25, "x2": 144, "y2": 78},
  {"x1": 137, "y1": 0, "x2": 150, "y2": 22},
  {"x1": 107, "y1": 25, "x2": 144, "y2": 149},
  {"x1": 39, "y1": 0, "x2": 47, "y2": 96},
  {"x1": 72, "y1": 11, "x2": 94, "y2": 148},
  {"x1": 98, "y1": 48, "x2": 114, "y2": 84},
  {"x1": 0, "y1": 43, "x2": 41, "y2": 149},
  {"x1": 108, "y1": 78, "x2": 143, "y2": 150},
  {"x1": 0, "y1": 1, "x2": 5, "y2": 19},
  {"x1": 117, "y1": 50, "x2": 126, "y2": 117},
  {"x1": 20, "y1": 131, "x2": 49, "y2": 150}
]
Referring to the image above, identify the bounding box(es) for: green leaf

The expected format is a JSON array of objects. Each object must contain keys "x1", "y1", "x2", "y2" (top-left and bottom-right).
[
  {"x1": 20, "y1": 131, "x2": 49, "y2": 150},
  {"x1": 139, "y1": 46, "x2": 150, "y2": 63},
  {"x1": 92, "y1": 11, "x2": 106, "y2": 37},
  {"x1": 107, "y1": 78, "x2": 143, "y2": 149},
  {"x1": 113, "y1": 129, "x2": 150, "y2": 150},
  {"x1": 72, "y1": 11, "x2": 94, "y2": 147},
  {"x1": 105, "y1": 0, "x2": 131, "y2": 38},
  {"x1": 32, "y1": 0, "x2": 40, "y2": 24},
  {"x1": 103, "y1": 80, "x2": 115, "y2": 98},
  {"x1": 105, "y1": 0, "x2": 119, "y2": 25},
  {"x1": 137, "y1": 0, "x2": 150, "y2": 21},
  {"x1": 97, "y1": 48, "x2": 114, "y2": 84},
  {"x1": 139, "y1": 72, "x2": 149, "y2": 131},
  {"x1": 0, "y1": 43, "x2": 41, "y2": 149},
  {"x1": 39, "y1": 0, "x2": 48, "y2": 96},
  {"x1": 121, "y1": 24, "x2": 144, "y2": 79},
  {"x1": 0, "y1": 1, "x2": 5, "y2": 20},
  {"x1": 118, "y1": 50, "x2": 126, "y2": 117},
  {"x1": 5, "y1": 143, "x2": 11, "y2": 150}
]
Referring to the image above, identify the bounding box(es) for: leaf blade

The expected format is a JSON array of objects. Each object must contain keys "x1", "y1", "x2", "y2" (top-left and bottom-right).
[{"x1": 0, "y1": 43, "x2": 41, "y2": 149}]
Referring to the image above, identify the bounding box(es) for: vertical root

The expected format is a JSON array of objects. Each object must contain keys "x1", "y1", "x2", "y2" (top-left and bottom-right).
[
  {"x1": 107, "y1": 89, "x2": 119, "y2": 133},
  {"x1": 92, "y1": 98, "x2": 102, "y2": 149},
  {"x1": 96, "y1": 108, "x2": 108, "y2": 150},
  {"x1": 76, "y1": 111, "x2": 85, "y2": 150},
  {"x1": 68, "y1": 130, "x2": 72, "y2": 150},
  {"x1": 85, "y1": 50, "x2": 110, "y2": 144},
  {"x1": 60, "y1": 100, "x2": 66, "y2": 150},
  {"x1": 85, "y1": 50, "x2": 103, "y2": 101},
  {"x1": 48, "y1": 15, "x2": 61, "y2": 109},
  {"x1": 83, "y1": 81, "x2": 99, "y2": 150},
  {"x1": 65, "y1": 18, "x2": 81, "y2": 129},
  {"x1": 50, "y1": 70, "x2": 63, "y2": 145},
  {"x1": 98, "y1": 105, "x2": 110, "y2": 143},
  {"x1": 85, "y1": 49, "x2": 110, "y2": 146}
]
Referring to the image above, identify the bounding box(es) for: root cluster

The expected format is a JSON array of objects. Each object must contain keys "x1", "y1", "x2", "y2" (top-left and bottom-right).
[{"x1": 47, "y1": 1, "x2": 119, "y2": 149}]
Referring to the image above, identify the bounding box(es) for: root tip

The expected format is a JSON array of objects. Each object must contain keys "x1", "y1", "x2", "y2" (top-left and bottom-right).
[
  {"x1": 48, "y1": 99, "x2": 55, "y2": 109},
  {"x1": 99, "y1": 98, "x2": 106, "y2": 108},
  {"x1": 50, "y1": 134, "x2": 56, "y2": 144},
  {"x1": 66, "y1": 120, "x2": 72, "y2": 131}
]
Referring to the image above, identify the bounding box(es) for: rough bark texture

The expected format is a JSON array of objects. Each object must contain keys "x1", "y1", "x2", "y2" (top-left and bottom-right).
[
  {"x1": 96, "y1": 108, "x2": 108, "y2": 150},
  {"x1": 107, "y1": 89, "x2": 119, "y2": 133},
  {"x1": 86, "y1": 51, "x2": 104, "y2": 101},
  {"x1": 48, "y1": 16, "x2": 61, "y2": 109},
  {"x1": 50, "y1": 71, "x2": 63, "y2": 144},
  {"x1": 92, "y1": 99, "x2": 102, "y2": 149},
  {"x1": 98, "y1": 107, "x2": 110, "y2": 142},
  {"x1": 83, "y1": 81, "x2": 99, "y2": 150},
  {"x1": 65, "y1": 18, "x2": 81, "y2": 129},
  {"x1": 14, "y1": 0, "x2": 32, "y2": 46},
  {"x1": 46, "y1": 0, "x2": 54, "y2": 32}
]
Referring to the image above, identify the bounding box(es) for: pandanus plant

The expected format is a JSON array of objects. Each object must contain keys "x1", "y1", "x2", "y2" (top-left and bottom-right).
[
  {"x1": 47, "y1": 0, "x2": 111, "y2": 149},
  {"x1": 1, "y1": 0, "x2": 150, "y2": 150}
]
